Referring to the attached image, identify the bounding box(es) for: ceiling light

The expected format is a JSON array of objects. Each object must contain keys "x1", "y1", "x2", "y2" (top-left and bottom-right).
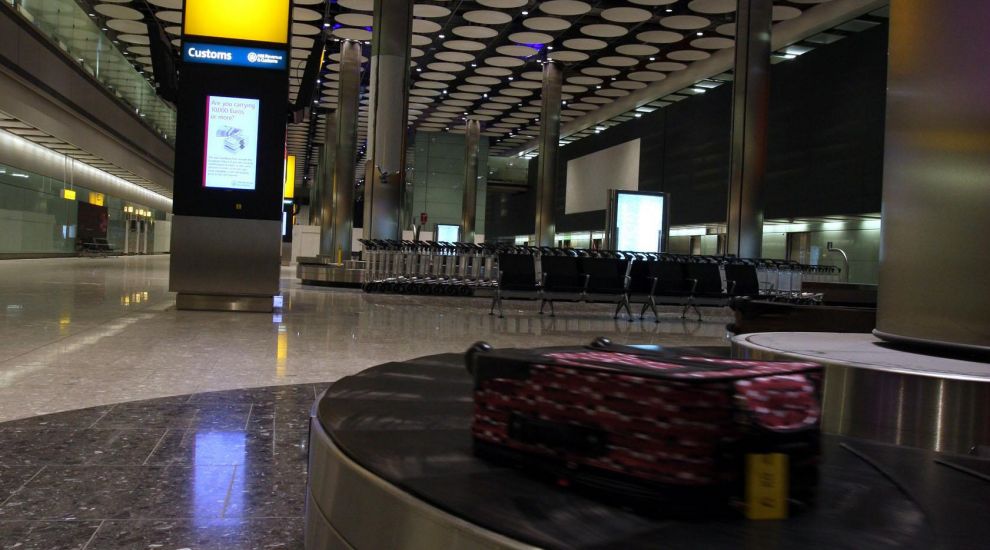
[
  {"x1": 696, "y1": 32, "x2": 703, "y2": 36},
  {"x1": 438, "y1": 34, "x2": 445, "y2": 39},
  {"x1": 522, "y1": 10, "x2": 528, "y2": 15}
]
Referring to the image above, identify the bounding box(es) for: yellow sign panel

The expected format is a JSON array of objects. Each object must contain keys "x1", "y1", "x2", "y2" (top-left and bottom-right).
[
  {"x1": 61, "y1": 188, "x2": 76, "y2": 201},
  {"x1": 745, "y1": 453, "x2": 789, "y2": 520},
  {"x1": 89, "y1": 192, "x2": 105, "y2": 206},
  {"x1": 283, "y1": 155, "x2": 296, "y2": 199},
  {"x1": 185, "y1": 0, "x2": 290, "y2": 44}
]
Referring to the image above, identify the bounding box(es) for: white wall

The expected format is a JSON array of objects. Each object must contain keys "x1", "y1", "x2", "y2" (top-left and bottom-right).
[{"x1": 565, "y1": 138, "x2": 640, "y2": 214}]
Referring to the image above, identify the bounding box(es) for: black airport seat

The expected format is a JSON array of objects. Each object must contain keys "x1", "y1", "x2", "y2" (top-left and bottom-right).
[
  {"x1": 636, "y1": 260, "x2": 694, "y2": 322},
  {"x1": 724, "y1": 263, "x2": 762, "y2": 297},
  {"x1": 581, "y1": 257, "x2": 633, "y2": 320},
  {"x1": 539, "y1": 255, "x2": 586, "y2": 316},
  {"x1": 490, "y1": 253, "x2": 539, "y2": 318},
  {"x1": 80, "y1": 237, "x2": 114, "y2": 256},
  {"x1": 684, "y1": 262, "x2": 731, "y2": 320}
]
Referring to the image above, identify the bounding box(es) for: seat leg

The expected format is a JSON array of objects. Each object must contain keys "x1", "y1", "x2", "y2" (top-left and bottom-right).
[
  {"x1": 619, "y1": 296, "x2": 633, "y2": 322},
  {"x1": 548, "y1": 300, "x2": 555, "y2": 317},
  {"x1": 539, "y1": 298, "x2": 546, "y2": 315},
  {"x1": 613, "y1": 298, "x2": 623, "y2": 320},
  {"x1": 489, "y1": 292, "x2": 497, "y2": 315},
  {"x1": 639, "y1": 301, "x2": 649, "y2": 320},
  {"x1": 682, "y1": 299, "x2": 702, "y2": 321},
  {"x1": 648, "y1": 296, "x2": 659, "y2": 323}
]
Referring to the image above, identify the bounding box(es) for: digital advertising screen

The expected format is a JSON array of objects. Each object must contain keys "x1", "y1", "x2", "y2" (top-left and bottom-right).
[
  {"x1": 203, "y1": 95, "x2": 260, "y2": 190},
  {"x1": 615, "y1": 192, "x2": 666, "y2": 253},
  {"x1": 436, "y1": 224, "x2": 460, "y2": 243}
]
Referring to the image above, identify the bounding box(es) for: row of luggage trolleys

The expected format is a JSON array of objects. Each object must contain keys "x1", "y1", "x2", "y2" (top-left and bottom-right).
[
  {"x1": 360, "y1": 241, "x2": 842, "y2": 314},
  {"x1": 361, "y1": 240, "x2": 498, "y2": 296}
]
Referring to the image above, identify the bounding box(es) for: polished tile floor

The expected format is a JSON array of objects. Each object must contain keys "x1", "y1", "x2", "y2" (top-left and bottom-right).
[
  {"x1": 0, "y1": 255, "x2": 730, "y2": 548},
  {"x1": 0, "y1": 384, "x2": 319, "y2": 549},
  {"x1": 0, "y1": 256, "x2": 730, "y2": 423}
]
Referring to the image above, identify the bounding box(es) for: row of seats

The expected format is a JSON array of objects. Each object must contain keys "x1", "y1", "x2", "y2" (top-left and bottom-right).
[{"x1": 491, "y1": 254, "x2": 766, "y2": 321}]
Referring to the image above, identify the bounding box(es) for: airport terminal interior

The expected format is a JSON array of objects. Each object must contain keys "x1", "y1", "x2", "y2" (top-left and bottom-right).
[{"x1": 0, "y1": 0, "x2": 988, "y2": 548}]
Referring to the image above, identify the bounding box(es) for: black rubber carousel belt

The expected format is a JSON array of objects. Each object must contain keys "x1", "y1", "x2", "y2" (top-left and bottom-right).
[{"x1": 314, "y1": 350, "x2": 954, "y2": 550}]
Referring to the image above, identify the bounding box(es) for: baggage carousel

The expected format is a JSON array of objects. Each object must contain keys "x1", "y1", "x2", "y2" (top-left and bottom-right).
[{"x1": 306, "y1": 348, "x2": 990, "y2": 549}]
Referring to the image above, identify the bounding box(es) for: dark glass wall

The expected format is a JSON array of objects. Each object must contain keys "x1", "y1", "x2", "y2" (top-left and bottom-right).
[{"x1": 485, "y1": 22, "x2": 888, "y2": 239}]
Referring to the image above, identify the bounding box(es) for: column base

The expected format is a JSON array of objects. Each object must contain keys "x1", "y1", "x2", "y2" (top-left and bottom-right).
[{"x1": 175, "y1": 293, "x2": 274, "y2": 313}]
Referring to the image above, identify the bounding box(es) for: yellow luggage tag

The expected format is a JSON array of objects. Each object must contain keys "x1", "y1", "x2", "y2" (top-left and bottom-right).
[{"x1": 745, "y1": 453, "x2": 789, "y2": 520}]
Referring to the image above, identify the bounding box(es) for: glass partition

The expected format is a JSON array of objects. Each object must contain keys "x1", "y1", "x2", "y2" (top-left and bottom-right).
[{"x1": 11, "y1": 0, "x2": 177, "y2": 143}]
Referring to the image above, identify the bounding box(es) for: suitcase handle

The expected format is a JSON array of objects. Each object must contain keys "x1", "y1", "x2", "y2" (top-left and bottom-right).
[{"x1": 508, "y1": 414, "x2": 608, "y2": 457}]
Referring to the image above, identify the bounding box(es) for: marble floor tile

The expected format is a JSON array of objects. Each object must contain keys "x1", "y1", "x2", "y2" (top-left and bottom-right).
[
  {"x1": 85, "y1": 518, "x2": 304, "y2": 550},
  {"x1": 0, "y1": 428, "x2": 168, "y2": 467},
  {"x1": 0, "y1": 465, "x2": 43, "y2": 500},
  {"x1": 0, "y1": 520, "x2": 101, "y2": 550}
]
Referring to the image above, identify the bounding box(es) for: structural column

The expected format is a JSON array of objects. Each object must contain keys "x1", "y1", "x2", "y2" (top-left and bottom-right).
[
  {"x1": 363, "y1": 0, "x2": 413, "y2": 241},
  {"x1": 725, "y1": 0, "x2": 772, "y2": 259},
  {"x1": 874, "y1": 0, "x2": 990, "y2": 352},
  {"x1": 535, "y1": 60, "x2": 562, "y2": 248},
  {"x1": 312, "y1": 114, "x2": 337, "y2": 226},
  {"x1": 461, "y1": 119, "x2": 481, "y2": 243},
  {"x1": 309, "y1": 150, "x2": 320, "y2": 226},
  {"x1": 321, "y1": 40, "x2": 361, "y2": 260}
]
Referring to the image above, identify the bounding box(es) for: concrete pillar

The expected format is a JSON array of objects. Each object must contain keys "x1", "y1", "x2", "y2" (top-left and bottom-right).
[
  {"x1": 320, "y1": 40, "x2": 361, "y2": 260},
  {"x1": 536, "y1": 60, "x2": 562, "y2": 247},
  {"x1": 725, "y1": 0, "x2": 772, "y2": 259},
  {"x1": 363, "y1": 0, "x2": 413, "y2": 241},
  {"x1": 461, "y1": 119, "x2": 481, "y2": 243},
  {"x1": 874, "y1": 0, "x2": 990, "y2": 353}
]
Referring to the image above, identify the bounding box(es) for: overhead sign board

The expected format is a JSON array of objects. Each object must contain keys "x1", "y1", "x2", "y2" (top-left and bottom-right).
[
  {"x1": 184, "y1": 0, "x2": 290, "y2": 44},
  {"x1": 183, "y1": 43, "x2": 287, "y2": 70}
]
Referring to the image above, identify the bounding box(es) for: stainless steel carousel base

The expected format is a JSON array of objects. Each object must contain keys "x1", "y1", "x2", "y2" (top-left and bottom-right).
[
  {"x1": 732, "y1": 332, "x2": 990, "y2": 455},
  {"x1": 297, "y1": 258, "x2": 368, "y2": 287},
  {"x1": 306, "y1": 416, "x2": 536, "y2": 550}
]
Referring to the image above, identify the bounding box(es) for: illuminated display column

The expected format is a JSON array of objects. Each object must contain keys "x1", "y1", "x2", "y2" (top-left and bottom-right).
[
  {"x1": 168, "y1": 0, "x2": 290, "y2": 312},
  {"x1": 325, "y1": 40, "x2": 362, "y2": 260},
  {"x1": 363, "y1": 0, "x2": 413, "y2": 241},
  {"x1": 725, "y1": 0, "x2": 771, "y2": 259},
  {"x1": 874, "y1": 0, "x2": 990, "y2": 352},
  {"x1": 461, "y1": 119, "x2": 481, "y2": 243},
  {"x1": 536, "y1": 61, "x2": 562, "y2": 248}
]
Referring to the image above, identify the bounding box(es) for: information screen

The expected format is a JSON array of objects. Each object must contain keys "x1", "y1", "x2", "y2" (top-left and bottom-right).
[
  {"x1": 616, "y1": 192, "x2": 665, "y2": 252},
  {"x1": 203, "y1": 95, "x2": 260, "y2": 190},
  {"x1": 436, "y1": 224, "x2": 460, "y2": 243}
]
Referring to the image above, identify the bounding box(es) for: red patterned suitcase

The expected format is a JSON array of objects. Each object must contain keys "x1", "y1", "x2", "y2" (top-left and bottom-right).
[{"x1": 467, "y1": 338, "x2": 823, "y2": 512}]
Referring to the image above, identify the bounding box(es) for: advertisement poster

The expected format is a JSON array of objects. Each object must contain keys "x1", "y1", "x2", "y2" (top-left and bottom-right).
[
  {"x1": 203, "y1": 95, "x2": 260, "y2": 190},
  {"x1": 616, "y1": 193, "x2": 665, "y2": 253}
]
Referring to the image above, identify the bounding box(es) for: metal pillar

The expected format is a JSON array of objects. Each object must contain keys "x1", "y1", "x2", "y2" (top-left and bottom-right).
[
  {"x1": 309, "y1": 151, "x2": 320, "y2": 226},
  {"x1": 313, "y1": 113, "x2": 338, "y2": 226},
  {"x1": 725, "y1": 0, "x2": 772, "y2": 259},
  {"x1": 874, "y1": 0, "x2": 990, "y2": 353},
  {"x1": 321, "y1": 40, "x2": 361, "y2": 260},
  {"x1": 536, "y1": 61, "x2": 562, "y2": 247},
  {"x1": 363, "y1": 0, "x2": 413, "y2": 241},
  {"x1": 461, "y1": 119, "x2": 481, "y2": 243}
]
